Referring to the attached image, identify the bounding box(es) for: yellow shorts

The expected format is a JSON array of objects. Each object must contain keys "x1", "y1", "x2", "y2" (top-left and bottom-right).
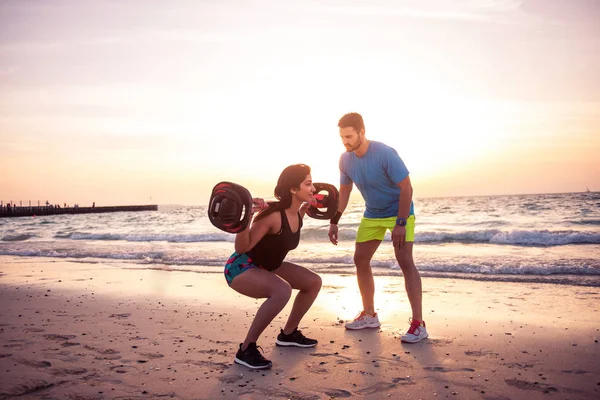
[{"x1": 356, "y1": 215, "x2": 415, "y2": 243}]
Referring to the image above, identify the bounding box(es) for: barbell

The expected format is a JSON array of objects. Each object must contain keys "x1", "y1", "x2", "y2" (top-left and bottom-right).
[{"x1": 208, "y1": 181, "x2": 339, "y2": 233}]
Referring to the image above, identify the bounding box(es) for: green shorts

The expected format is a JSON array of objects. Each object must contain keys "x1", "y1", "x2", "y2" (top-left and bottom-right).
[{"x1": 356, "y1": 215, "x2": 415, "y2": 243}]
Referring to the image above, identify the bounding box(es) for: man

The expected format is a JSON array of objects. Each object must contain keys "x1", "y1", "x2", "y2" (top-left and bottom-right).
[{"x1": 328, "y1": 112, "x2": 428, "y2": 343}]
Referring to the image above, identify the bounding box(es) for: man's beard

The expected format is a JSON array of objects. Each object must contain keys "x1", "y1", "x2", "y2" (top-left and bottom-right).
[{"x1": 345, "y1": 136, "x2": 362, "y2": 152}]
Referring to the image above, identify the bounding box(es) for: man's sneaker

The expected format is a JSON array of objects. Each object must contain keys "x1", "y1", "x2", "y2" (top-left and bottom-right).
[
  {"x1": 276, "y1": 328, "x2": 318, "y2": 348},
  {"x1": 234, "y1": 343, "x2": 272, "y2": 370},
  {"x1": 401, "y1": 318, "x2": 428, "y2": 343},
  {"x1": 345, "y1": 311, "x2": 381, "y2": 330}
]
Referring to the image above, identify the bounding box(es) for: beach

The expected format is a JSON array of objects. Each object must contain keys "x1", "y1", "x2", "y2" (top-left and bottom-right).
[{"x1": 0, "y1": 255, "x2": 598, "y2": 399}]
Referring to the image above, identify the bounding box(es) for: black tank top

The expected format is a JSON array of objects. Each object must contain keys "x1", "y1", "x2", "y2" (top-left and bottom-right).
[{"x1": 246, "y1": 210, "x2": 302, "y2": 271}]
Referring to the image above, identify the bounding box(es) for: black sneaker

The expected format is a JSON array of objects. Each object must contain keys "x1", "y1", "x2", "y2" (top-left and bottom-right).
[
  {"x1": 234, "y1": 343, "x2": 272, "y2": 370},
  {"x1": 275, "y1": 328, "x2": 318, "y2": 348}
]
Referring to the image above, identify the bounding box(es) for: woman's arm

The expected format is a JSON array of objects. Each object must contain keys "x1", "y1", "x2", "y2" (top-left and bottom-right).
[
  {"x1": 299, "y1": 202, "x2": 310, "y2": 219},
  {"x1": 234, "y1": 210, "x2": 275, "y2": 253}
]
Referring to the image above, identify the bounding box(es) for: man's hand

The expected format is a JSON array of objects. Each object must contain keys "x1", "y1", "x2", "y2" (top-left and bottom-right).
[
  {"x1": 328, "y1": 224, "x2": 339, "y2": 245},
  {"x1": 392, "y1": 225, "x2": 406, "y2": 248}
]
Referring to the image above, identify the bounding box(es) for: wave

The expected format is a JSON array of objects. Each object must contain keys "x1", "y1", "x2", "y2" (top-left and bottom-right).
[
  {"x1": 1, "y1": 249, "x2": 599, "y2": 279},
  {"x1": 43, "y1": 227, "x2": 600, "y2": 246},
  {"x1": 302, "y1": 228, "x2": 600, "y2": 246},
  {"x1": 54, "y1": 232, "x2": 234, "y2": 243},
  {"x1": 1, "y1": 234, "x2": 37, "y2": 242}
]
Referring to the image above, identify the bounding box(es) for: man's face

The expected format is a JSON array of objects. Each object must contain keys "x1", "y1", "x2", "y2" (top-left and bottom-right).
[{"x1": 339, "y1": 127, "x2": 362, "y2": 152}]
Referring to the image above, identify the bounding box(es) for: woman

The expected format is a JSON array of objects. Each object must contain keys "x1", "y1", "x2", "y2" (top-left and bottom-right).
[{"x1": 224, "y1": 164, "x2": 322, "y2": 370}]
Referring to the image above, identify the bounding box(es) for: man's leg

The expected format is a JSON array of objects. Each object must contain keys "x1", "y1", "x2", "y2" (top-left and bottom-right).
[
  {"x1": 394, "y1": 242, "x2": 422, "y2": 321},
  {"x1": 354, "y1": 240, "x2": 382, "y2": 315}
]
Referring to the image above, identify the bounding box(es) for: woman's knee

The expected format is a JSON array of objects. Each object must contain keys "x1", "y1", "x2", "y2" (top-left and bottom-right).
[
  {"x1": 271, "y1": 281, "x2": 292, "y2": 302},
  {"x1": 309, "y1": 273, "x2": 322, "y2": 292}
]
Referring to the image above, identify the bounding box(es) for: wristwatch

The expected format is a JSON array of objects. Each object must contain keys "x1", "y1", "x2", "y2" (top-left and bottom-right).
[{"x1": 396, "y1": 217, "x2": 407, "y2": 226}]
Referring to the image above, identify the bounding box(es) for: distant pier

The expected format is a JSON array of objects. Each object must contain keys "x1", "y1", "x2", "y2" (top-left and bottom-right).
[{"x1": 0, "y1": 205, "x2": 158, "y2": 218}]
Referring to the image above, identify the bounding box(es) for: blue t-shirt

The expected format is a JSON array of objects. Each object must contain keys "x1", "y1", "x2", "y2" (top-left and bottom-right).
[{"x1": 339, "y1": 141, "x2": 415, "y2": 219}]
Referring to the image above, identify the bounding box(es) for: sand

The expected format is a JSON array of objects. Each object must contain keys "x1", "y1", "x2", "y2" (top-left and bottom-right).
[{"x1": 0, "y1": 255, "x2": 599, "y2": 399}]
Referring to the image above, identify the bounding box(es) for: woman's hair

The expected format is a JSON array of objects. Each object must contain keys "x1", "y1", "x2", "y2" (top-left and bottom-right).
[{"x1": 253, "y1": 164, "x2": 311, "y2": 222}]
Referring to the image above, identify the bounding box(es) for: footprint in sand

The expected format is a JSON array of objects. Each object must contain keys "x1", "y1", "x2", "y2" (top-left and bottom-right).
[
  {"x1": 139, "y1": 352, "x2": 164, "y2": 359},
  {"x1": 50, "y1": 367, "x2": 88, "y2": 376},
  {"x1": 109, "y1": 313, "x2": 132, "y2": 319},
  {"x1": 355, "y1": 378, "x2": 415, "y2": 396},
  {"x1": 424, "y1": 366, "x2": 449, "y2": 372},
  {"x1": 83, "y1": 345, "x2": 119, "y2": 355},
  {"x1": 188, "y1": 359, "x2": 230, "y2": 371},
  {"x1": 4, "y1": 339, "x2": 29, "y2": 349},
  {"x1": 23, "y1": 327, "x2": 45, "y2": 333},
  {"x1": 3, "y1": 343, "x2": 23, "y2": 348},
  {"x1": 503, "y1": 362, "x2": 535, "y2": 369},
  {"x1": 17, "y1": 359, "x2": 52, "y2": 368},
  {"x1": 198, "y1": 349, "x2": 229, "y2": 357},
  {"x1": 561, "y1": 369, "x2": 589, "y2": 374},
  {"x1": 1, "y1": 380, "x2": 55, "y2": 397},
  {"x1": 44, "y1": 334, "x2": 76, "y2": 341},
  {"x1": 310, "y1": 352, "x2": 355, "y2": 364},
  {"x1": 219, "y1": 374, "x2": 244, "y2": 384},
  {"x1": 307, "y1": 366, "x2": 329, "y2": 374},
  {"x1": 246, "y1": 387, "x2": 320, "y2": 400},
  {"x1": 323, "y1": 389, "x2": 352, "y2": 398},
  {"x1": 505, "y1": 379, "x2": 558, "y2": 393},
  {"x1": 428, "y1": 338, "x2": 454, "y2": 346},
  {"x1": 424, "y1": 366, "x2": 476, "y2": 373},
  {"x1": 109, "y1": 365, "x2": 137, "y2": 374},
  {"x1": 464, "y1": 349, "x2": 499, "y2": 357}
]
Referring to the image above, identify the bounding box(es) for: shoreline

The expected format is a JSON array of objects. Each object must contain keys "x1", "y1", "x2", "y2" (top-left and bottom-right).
[
  {"x1": 1, "y1": 257, "x2": 599, "y2": 399},
  {"x1": 3, "y1": 254, "x2": 599, "y2": 288}
]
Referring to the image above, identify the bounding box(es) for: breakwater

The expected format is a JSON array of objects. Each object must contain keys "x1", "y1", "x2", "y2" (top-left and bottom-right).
[{"x1": 0, "y1": 205, "x2": 158, "y2": 218}]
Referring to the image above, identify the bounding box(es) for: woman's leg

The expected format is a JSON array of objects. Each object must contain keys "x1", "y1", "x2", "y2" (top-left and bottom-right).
[
  {"x1": 274, "y1": 262, "x2": 322, "y2": 334},
  {"x1": 230, "y1": 268, "x2": 292, "y2": 349}
]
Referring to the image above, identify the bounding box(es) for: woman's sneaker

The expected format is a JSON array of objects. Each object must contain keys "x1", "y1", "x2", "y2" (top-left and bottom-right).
[
  {"x1": 276, "y1": 328, "x2": 318, "y2": 347},
  {"x1": 400, "y1": 318, "x2": 428, "y2": 343},
  {"x1": 234, "y1": 343, "x2": 272, "y2": 369},
  {"x1": 345, "y1": 311, "x2": 381, "y2": 330}
]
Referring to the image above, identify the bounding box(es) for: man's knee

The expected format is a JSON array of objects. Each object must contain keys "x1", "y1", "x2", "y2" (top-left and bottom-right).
[
  {"x1": 396, "y1": 252, "x2": 415, "y2": 270},
  {"x1": 354, "y1": 252, "x2": 373, "y2": 267}
]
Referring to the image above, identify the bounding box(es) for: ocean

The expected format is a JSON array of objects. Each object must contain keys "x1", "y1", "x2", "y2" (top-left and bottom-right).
[{"x1": 1, "y1": 192, "x2": 599, "y2": 287}]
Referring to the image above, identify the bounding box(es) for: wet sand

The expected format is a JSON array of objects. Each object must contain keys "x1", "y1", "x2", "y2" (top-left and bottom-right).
[{"x1": 0, "y1": 256, "x2": 599, "y2": 399}]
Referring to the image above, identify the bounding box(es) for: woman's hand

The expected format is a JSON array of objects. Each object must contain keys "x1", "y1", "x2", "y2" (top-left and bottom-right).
[{"x1": 251, "y1": 198, "x2": 268, "y2": 214}]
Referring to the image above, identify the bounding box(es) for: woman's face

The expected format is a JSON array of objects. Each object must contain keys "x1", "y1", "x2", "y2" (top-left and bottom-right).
[{"x1": 293, "y1": 174, "x2": 316, "y2": 203}]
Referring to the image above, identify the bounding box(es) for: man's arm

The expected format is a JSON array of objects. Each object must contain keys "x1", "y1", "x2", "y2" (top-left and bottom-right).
[
  {"x1": 328, "y1": 183, "x2": 352, "y2": 245},
  {"x1": 393, "y1": 176, "x2": 413, "y2": 248},
  {"x1": 396, "y1": 176, "x2": 413, "y2": 220},
  {"x1": 337, "y1": 183, "x2": 353, "y2": 218}
]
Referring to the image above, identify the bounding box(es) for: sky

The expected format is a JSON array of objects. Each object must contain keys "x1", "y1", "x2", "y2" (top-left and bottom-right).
[{"x1": 1, "y1": 0, "x2": 599, "y2": 206}]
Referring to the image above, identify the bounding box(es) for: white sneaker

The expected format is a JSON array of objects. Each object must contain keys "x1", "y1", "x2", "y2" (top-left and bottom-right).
[
  {"x1": 345, "y1": 311, "x2": 381, "y2": 330},
  {"x1": 401, "y1": 318, "x2": 428, "y2": 343}
]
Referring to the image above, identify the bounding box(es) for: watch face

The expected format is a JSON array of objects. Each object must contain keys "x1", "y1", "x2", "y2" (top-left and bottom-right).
[{"x1": 396, "y1": 218, "x2": 407, "y2": 226}]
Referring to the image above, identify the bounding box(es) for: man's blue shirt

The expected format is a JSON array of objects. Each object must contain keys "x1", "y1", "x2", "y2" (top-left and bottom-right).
[{"x1": 339, "y1": 141, "x2": 415, "y2": 219}]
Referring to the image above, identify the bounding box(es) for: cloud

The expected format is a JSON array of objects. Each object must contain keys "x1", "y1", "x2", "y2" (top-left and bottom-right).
[
  {"x1": 520, "y1": 0, "x2": 600, "y2": 24},
  {"x1": 0, "y1": 67, "x2": 19, "y2": 76},
  {"x1": 0, "y1": 29, "x2": 242, "y2": 53},
  {"x1": 456, "y1": 0, "x2": 523, "y2": 12},
  {"x1": 313, "y1": 0, "x2": 523, "y2": 23}
]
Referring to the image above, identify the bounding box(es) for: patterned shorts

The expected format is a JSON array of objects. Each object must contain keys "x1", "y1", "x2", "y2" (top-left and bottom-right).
[{"x1": 224, "y1": 252, "x2": 264, "y2": 286}]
